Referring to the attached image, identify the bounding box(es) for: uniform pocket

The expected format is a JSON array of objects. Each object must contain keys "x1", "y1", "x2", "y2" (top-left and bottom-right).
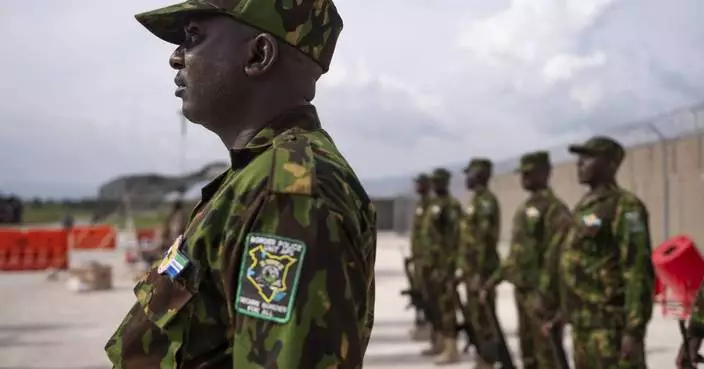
[{"x1": 134, "y1": 269, "x2": 195, "y2": 330}]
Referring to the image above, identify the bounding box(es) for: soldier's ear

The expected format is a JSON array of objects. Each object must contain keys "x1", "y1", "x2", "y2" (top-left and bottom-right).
[{"x1": 244, "y1": 33, "x2": 278, "y2": 77}]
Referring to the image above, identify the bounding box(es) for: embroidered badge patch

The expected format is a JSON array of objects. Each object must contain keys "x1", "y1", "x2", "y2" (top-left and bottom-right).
[
  {"x1": 526, "y1": 207, "x2": 540, "y2": 218},
  {"x1": 431, "y1": 205, "x2": 441, "y2": 215},
  {"x1": 157, "y1": 235, "x2": 190, "y2": 279},
  {"x1": 415, "y1": 207, "x2": 424, "y2": 216},
  {"x1": 235, "y1": 233, "x2": 306, "y2": 324},
  {"x1": 624, "y1": 211, "x2": 644, "y2": 233},
  {"x1": 465, "y1": 205, "x2": 474, "y2": 215},
  {"x1": 582, "y1": 214, "x2": 602, "y2": 227}
]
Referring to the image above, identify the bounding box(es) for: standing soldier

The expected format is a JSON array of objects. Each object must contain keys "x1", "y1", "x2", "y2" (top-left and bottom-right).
[
  {"x1": 408, "y1": 174, "x2": 433, "y2": 341},
  {"x1": 421, "y1": 168, "x2": 463, "y2": 364},
  {"x1": 481, "y1": 151, "x2": 571, "y2": 369},
  {"x1": 106, "y1": 1, "x2": 378, "y2": 368},
  {"x1": 546, "y1": 136, "x2": 654, "y2": 369},
  {"x1": 459, "y1": 158, "x2": 501, "y2": 369}
]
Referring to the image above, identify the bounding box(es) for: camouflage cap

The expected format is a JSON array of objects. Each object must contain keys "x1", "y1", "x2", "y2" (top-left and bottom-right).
[
  {"x1": 463, "y1": 158, "x2": 493, "y2": 174},
  {"x1": 414, "y1": 173, "x2": 430, "y2": 183},
  {"x1": 134, "y1": 0, "x2": 343, "y2": 72},
  {"x1": 431, "y1": 168, "x2": 452, "y2": 181},
  {"x1": 516, "y1": 151, "x2": 551, "y2": 173},
  {"x1": 568, "y1": 135, "x2": 625, "y2": 164}
]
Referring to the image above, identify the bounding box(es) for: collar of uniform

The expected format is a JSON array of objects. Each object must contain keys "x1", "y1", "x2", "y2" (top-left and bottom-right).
[
  {"x1": 527, "y1": 187, "x2": 551, "y2": 201},
  {"x1": 581, "y1": 182, "x2": 619, "y2": 207},
  {"x1": 228, "y1": 105, "x2": 321, "y2": 170}
]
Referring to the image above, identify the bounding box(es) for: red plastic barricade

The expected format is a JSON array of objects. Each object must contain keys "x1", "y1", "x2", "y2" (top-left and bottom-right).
[
  {"x1": 652, "y1": 235, "x2": 704, "y2": 319},
  {"x1": 25, "y1": 229, "x2": 69, "y2": 270},
  {"x1": 0, "y1": 229, "x2": 26, "y2": 271},
  {"x1": 0, "y1": 229, "x2": 69, "y2": 271},
  {"x1": 71, "y1": 225, "x2": 116, "y2": 250},
  {"x1": 136, "y1": 228, "x2": 156, "y2": 244}
]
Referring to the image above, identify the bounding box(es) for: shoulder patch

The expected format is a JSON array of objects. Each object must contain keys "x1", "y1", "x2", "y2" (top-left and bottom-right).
[
  {"x1": 157, "y1": 235, "x2": 190, "y2": 279},
  {"x1": 525, "y1": 206, "x2": 540, "y2": 218},
  {"x1": 235, "y1": 233, "x2": 307, "y2": 324},
  {"x1": 271, "y1": 133, "x2": 315, "y2": 195},
  {"x1": 624, "y1": 211, "x2": 645, "y2": 233}
]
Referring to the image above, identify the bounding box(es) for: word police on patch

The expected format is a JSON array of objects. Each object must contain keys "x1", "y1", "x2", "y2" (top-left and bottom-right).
[{"x1": 235, "y1": 233, "x2": 307, "y2": 324}]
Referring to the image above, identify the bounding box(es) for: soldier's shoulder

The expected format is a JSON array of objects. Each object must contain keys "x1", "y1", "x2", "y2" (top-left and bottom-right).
[
  {"x1": 272, "y1": 128, "x2": 372, "y2": 212},
  {"x1": 616, "y1": 188, "x2": 647, "y2": 211}
]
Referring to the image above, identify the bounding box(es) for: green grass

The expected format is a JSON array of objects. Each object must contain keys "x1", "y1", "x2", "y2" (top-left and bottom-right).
[{"x1": 20, "y1": 205, "x2": 169, "y2": 230}]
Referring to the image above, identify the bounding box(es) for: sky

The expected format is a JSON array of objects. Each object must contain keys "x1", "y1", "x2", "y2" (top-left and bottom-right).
[{"x1": 2, "y1": 0, "x2": 704, "y2": 198}]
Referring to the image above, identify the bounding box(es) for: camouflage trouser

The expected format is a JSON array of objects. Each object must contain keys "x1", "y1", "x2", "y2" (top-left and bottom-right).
[
  {"x1": 426, "y1": 264, "x2": 457, "y2": 337},
  {"x1": 464, "y1": 280, "x2": 495, "y2": 354},
  {"x1": 572, "y1": 327, "x2": 647, "y2": 369},
  {"x1": 514, "y1": 289, "x2": 557, "y2": 369},
  {"x1": 420, "y1": 265, "x2": 441, "y2": 331}
]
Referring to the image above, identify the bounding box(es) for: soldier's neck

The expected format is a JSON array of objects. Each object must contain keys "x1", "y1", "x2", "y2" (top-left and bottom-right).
[
  {"x1": 473, "y1": 184, "x2": 488, "y2": 193},
  {"x1": 588, "y1": 180, "x2": 617, "y2": 193}
]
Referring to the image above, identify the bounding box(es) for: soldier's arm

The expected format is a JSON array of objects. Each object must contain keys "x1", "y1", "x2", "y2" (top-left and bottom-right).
[
  {"x1": 218, "y1": 193, "x2": 374, "y2": 368},
  {"x1": 486, "y1": 207, "x2": 523, "y2": 286},
  {"x1": 476, "y1": 197, "x2": 500, "y2": 280},
  {"x1": 688, "y1": 282, "x2": 704, "y2": 339},
  {"x1": 615, "y1": 199, "x2": 654, "y2": 338},
  {"x1": 537, "y1": 203, "x2": 571, "y2": 314}
]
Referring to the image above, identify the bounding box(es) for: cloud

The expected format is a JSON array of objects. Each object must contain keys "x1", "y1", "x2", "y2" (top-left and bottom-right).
[{"x1": 1, "y1": 0, "x2": 704, "y2": 198}]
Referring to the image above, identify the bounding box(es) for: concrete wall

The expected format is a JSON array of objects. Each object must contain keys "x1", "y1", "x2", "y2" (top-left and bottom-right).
[{"x1": 491, "y1": 132, "x2": 704, "y2": 246}]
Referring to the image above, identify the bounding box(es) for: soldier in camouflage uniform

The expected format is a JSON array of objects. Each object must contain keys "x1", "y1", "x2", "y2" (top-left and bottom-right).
[
  {"x1": 482, "y1": 151, "x2": 571, "y2": 369},
  {"x1": 409, "y1": 174, "x2": 433, "y2": 341},
  {"x1": 459, "y1": 158, "x2": 501, "y2": 369},
  {"x1": 543, "y1": 136, "x2": 654, "y2": 369},
  {"x1": 106, "y1": 1, "x2": 378, "y2": 368},
  {"x1": 677, "y1": 281, "x2": 704, "y2": 368},
  {"x1": 420, "y1": 168, "x2": 463, "y2": 364}
]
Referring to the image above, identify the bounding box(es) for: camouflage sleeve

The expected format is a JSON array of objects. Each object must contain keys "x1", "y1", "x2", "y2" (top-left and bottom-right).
[
  {"x1": 476, "y1": 196, "x2": 500, "y2": 280},
  {"x1": 615, "y1": 198, "x2": 654, "y2": 337},
  {"x1": 219, "y1": 193, "x2": 373, "y2": 368},
  {"x1": 688, "y1": 282, "x2": 704, "y2": 338},
  {"x1": 486, "y1": 206, "x2": 523, "y2": 286},
  {"x1": 537, "y1": 203, "x2": 571, "y2": 314}
]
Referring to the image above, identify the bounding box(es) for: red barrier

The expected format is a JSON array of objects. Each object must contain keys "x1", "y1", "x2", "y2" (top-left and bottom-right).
[
  {"x1": 0, "y1": 229, "x2": 69, "y2": 271},
  {"x1": 0, "y1": 229, "x2": 26, "y2": 271},
  {"x1": 71, "y1": 225, "x2": 116, "y2": 250},
  {"x1": 136, "y1": 228, "x2": 156, "y2": 244},
  {"x1": 26, "y1": 230, "x2": 69, "y2": 270},
  {"x1": 652, "y1": 235, "x2": 704, "y2": 319}
]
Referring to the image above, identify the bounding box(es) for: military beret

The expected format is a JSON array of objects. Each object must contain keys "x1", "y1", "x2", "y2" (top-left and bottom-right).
[
  {"x1": 414, "y1": 173, "x2": 430, "y2": 183},
  {"x1": 568, "y1": 136, "x2": 625, "y2": 164},
  {"x1": 135, "y1": 0, "x2": 343, "y2": 72},
  {"x1": 516, "y1": 151, "x2": 551, "y2": 173},
  {"x1": 431, "y1": 168, "x2": 451, "y2": 181},
  {"x1": 463, "y1": 158, "x2": 493, "y2": 174}
]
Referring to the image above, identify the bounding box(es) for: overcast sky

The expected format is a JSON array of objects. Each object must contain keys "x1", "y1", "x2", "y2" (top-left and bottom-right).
[{"x1": 2, "y1": 0, "x2": 704, "y2": 198}]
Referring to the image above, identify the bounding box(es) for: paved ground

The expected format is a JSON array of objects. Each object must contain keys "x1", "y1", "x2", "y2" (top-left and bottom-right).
[{"x1": 0, "y1": 232, "x2": 681, "y2": 368}]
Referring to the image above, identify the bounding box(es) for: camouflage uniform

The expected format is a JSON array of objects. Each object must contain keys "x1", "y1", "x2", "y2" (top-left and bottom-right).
[
  {"x1": 487, "y1": 152, "x2": 571, "y2": 369},
  {"x1": 422, "y1": 168, "x2": 463, "y2": 363},
  {"x1": 557, "y1": 137, "x2": 654, "y2": 369},
  {"x1": 106, "y1": 2, "x2": 378, "y2": 369},
  {"x1": 409, "y1": 175, "x2": 432, "y2": 332},
  {"x1": 458, "y1": 158, "x2": 501, "y2": 361}
]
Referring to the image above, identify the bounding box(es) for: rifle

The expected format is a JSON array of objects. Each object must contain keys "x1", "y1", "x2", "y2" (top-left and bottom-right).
[
  {"x1": 482, "y1": 295, "x2": 516, "y2": 369},
  {"x1": 400, "y1": 256, "x2": 422, "y2": 310},
  {"x1": 453, "y1": 277, "x2": 479, "y2": 353},
  {"x1": 546, "y1": 323, "x2": 570, "y2": 369}
]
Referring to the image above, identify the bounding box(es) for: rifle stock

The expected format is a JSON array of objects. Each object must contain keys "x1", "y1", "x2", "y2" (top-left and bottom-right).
[
  {"x1": 547, "y1": 324, "x2": 570, "y2": 369},
  {"x1": 452, "y1": 279, "x2": 479, "y2": 354},
  {"x1": 483, "y1": 298, "x2": 516, "y2": 369}
]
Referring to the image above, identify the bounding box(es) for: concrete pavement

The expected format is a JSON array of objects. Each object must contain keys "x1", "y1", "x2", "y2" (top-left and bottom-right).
[{"x1": 0, "y1": 232, "x2": 681, "y2": 368}]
